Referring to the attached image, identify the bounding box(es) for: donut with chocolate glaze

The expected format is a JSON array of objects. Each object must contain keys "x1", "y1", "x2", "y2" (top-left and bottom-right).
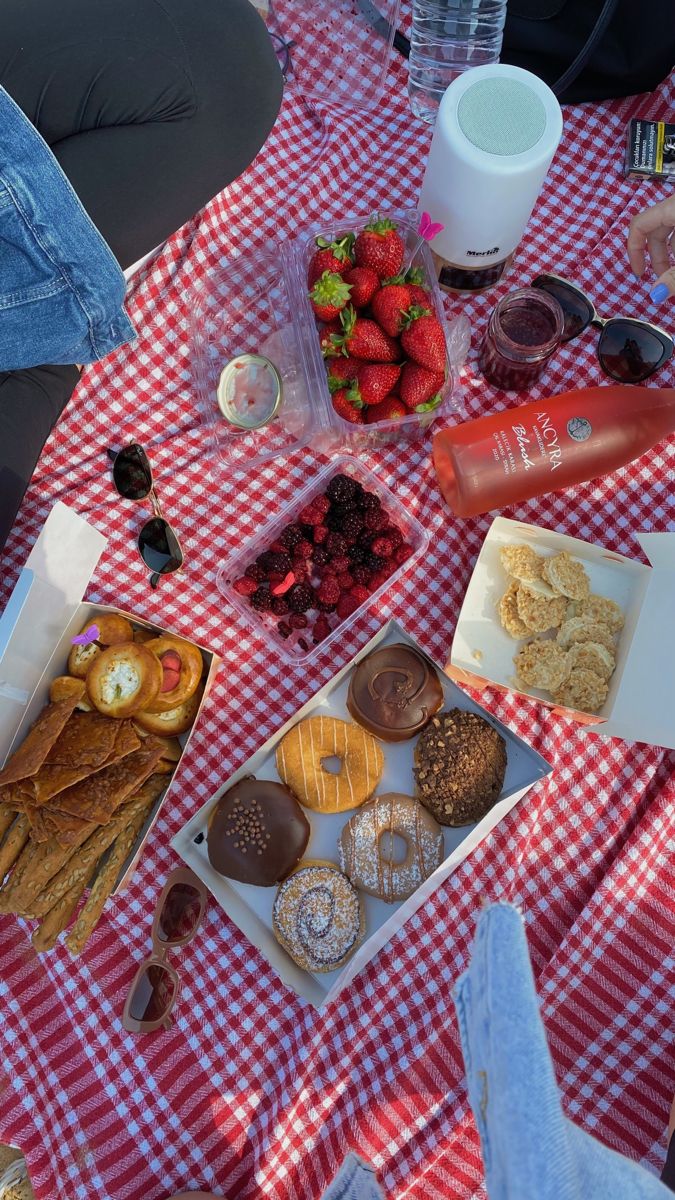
[
  {"x1": 347, "y1": 643, "x2": 443, "y2": 742},
  {"x1": 207, "y1": 776, "x2": 310, "y2": 886}
]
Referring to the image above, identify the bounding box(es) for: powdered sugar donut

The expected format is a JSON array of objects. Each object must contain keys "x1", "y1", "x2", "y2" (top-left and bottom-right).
[
  {"x1": 272, "y1": 860, "x2": 364, "y2": 973},
  {"x1": 339, "y1": 793, "x2": 444, "y2": 903}
]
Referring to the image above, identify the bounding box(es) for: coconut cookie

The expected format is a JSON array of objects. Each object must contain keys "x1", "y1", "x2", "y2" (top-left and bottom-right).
[
  {"x1": 566, "y1": 641, "x2": 615, "y2": 682},
  {"x1": 514, "y1": 641, "x2": 569, "y2": 692},
  {"x1": 578, "y1": 594, "x2": 624, "y2": 633},
  {"x1": 541, "y1": 551, "x2": 590, "y2": 600},
  {"x1": 498, "y1": 582, "x2": 530, "y2": 639},
  {"x1": 556, "y1": 617, "x2": 615, "y2": 653},
  {"x1": 499, "y1": 543, "x2": 546, "y2": 583},
  {"x1": 516, "y1": 586, "x2": 567, "y2": 633},
  {"x1": 553, "y1": 668, "x2": 608, "y2": 714}
]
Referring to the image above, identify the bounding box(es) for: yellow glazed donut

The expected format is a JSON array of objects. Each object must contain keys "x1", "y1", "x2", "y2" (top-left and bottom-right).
[
  {"x1": 338, "y1": 793, "x2": 445, "y2": 903},
  {"x1": 276, "y1": 716, "x2": 384, "y2": 814}
]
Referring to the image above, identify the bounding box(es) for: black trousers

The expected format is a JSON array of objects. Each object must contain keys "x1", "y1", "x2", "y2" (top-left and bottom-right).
[{"x1": 0, "y1": 0, "x2": 282, "y2": 554}]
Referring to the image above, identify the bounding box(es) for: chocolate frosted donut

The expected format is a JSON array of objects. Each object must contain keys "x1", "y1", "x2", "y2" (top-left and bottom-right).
[
  {"x1": 272, "y1": 861, "x2": 364, "y2": 974},
  {"x1": 207, "y1": 776, "x2": 309, "y2": 886},
  {"x1": 347, "y1": 643, "x2": 443, "y2": 742}
]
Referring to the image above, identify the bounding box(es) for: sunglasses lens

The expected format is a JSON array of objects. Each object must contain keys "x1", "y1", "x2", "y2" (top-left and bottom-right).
[
  {"x1": 138, "y1": 518, "x2": 183, "y2": 579},
  {"x1": 158, "y1": 882, "x2": 202, "y2": 944},
  {"x1": 113, "y1": 444, "x2": 153, "y2": 500},
  {"x1": 128, "y1": 963, "x2": 176, "y2": 1024},
  {"x1": 598, "y1": 322, "x2": 671, "y2": 383},
  {"x1": 532, "y1": 278, "x2": 593, "y2": 341}
]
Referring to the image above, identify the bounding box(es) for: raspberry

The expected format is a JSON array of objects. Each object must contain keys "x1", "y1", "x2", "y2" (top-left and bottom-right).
[
  {"x1": 337, "y1": 572, "x2": 354, "y2": 590},
  {"x1": 381, "y1": 525, "x2": 403, "y2": 550},
  {"x1": 277, "y1": 621, "x2": 291, "y2": 639},
  {"x1": 371, "y1": 537, "x2": 394, "y2": 559},
  {"x1": 245, "y1": 562, "x2": 267, "y2": 582},
  {"x1": 364, "y1": 508, "x2": 387, "y2": 531},
  {"x1": 271, "y1": 596, "x2": 289, "y2": 616},
  {"x1": 313, "y1": 546, "x2": 330, "y2": 568},
  {"x1": 326, "y1": 532, "x2": 347, "y2": 557},
  {"x1": 298, "y1": 505, "x2": 323, "y2": 527},
  {"x1": 361, "y1": 492, "x2": 381, "y2": 512},
  {"x1": 313, "y1": 615, "x2": 331, "y2": 643},
  {"x1": 250, "y1": 588, "x2": 273, "y2": 611},
  {"x1": 291, "y1": 562, "x2": 308, "y2": 583},
  {"x1": 317, "y1": 600, "x2": 337, "y2": 613},
  {"x1": 318, "y1": 578, "x2": 340, "y2": 605},
  {"x1": 326, "y1": 473, "x2": 360, "y2": 504},
  {"x1": 313, "y1": 525, "x2": 329, "y2": 545},
  {"x1": 287, "y1": 584, "x2": 315, "y2": 613},
  {"x1": 370, "y1": 570, "x2": 392, "y2": 589},
  {"x1": 351, "y1": 565, "x2": 372, "y2": 587},
  {"x1": 260, "y1": 550, "x2": 292, "y2": 575},
  {"x1": 395, "y1": 542, "x2": 413, "y2": 565},
  {"x1": 350, "y1": 584, "x2": 370, "y2": 605},
  {"x1": 364, "y1": 552, "x2": 385, "y2": 571},
  {"x1": 233, "y1": 576, "x2": 258, "y2": 596},
  {"x1": 288, "y1": 612, "x2": 308, "y2": 629},
  {"x1": 295, "y1": 539, "x2": 313, "y2": 559},
  {"x1": 313, "y1": 494, "x2": 331, "y2": 516},
  {"x1": 279, "y1": 524, "x2": 305, "y2": 550},
  {"x1": 336, "y1": 594, "x2": 359, "y2": 619},
  {"x1": 330, "y1": 555, "x2": 350, "y2": 574}
]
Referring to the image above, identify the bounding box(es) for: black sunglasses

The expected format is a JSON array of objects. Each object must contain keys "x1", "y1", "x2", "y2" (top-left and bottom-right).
[
  {"x1": 532, "y1": 274, "x2": 674, "y2": 384},
  {"x1": 108, "y1": 444, "x2": 184, "y2": 588}
]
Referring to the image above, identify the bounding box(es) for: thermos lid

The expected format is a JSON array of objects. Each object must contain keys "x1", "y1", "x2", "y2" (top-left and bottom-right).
[{"x1": 458, "y1": 77, "x2": 547, "y2": 156}]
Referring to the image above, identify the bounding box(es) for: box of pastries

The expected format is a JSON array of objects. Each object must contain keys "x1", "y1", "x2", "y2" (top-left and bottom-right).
[
  {"x1": 449, "y1": 516, "x2": 675, "y2": 750},
  {"x1": 0, "y1": 503, "x2": 217, "y2": 955},
  {"x1": 171, "y1": 619, "x2": 552, "y2": 1008}
]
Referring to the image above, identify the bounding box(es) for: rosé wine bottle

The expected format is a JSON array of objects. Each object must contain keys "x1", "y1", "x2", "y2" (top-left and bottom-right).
[{"x1": 432, "y1": 385, "x2": 675, "y2": 517}]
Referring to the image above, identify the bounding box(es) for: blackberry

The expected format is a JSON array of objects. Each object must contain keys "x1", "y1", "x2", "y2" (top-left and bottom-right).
[
  {"x1": 326, "y1": 532, "x2": 347, "y2": 557},
  {"x1": 288, "y1": 612, "x2": 308, "y2": 629},
  {"x1": 316, "y1": 600, "x2": 337, "y2": 613},
  {"x1": 352, "y1": 565, "x2": 372, "y2": 587},
  {"x1": 341, "y1": 512, "x2": 364, "y2": 539},
  {"x1": 278, "y1": 524, "x2": 305, "y2": 551},
  {"x1": 326, "y1": 473, "x2": 360, "y2": 504},
  {"x1": 245, "y1": 563, "x2": 267, "y2": 582},
  {"x1": 349, "y1": 545, "x2": 367, "y2": 565},
  {"x1": 364, "y1": 508, "x2": 388, "y2": 532},
  {"x1": 363, "y1": 552, "x2": 385, "y2": 572},
  {"x1": 326, "y1": 504, "x2": 355, "y2": 531},
  {"x1": 271, "y1": 596, "x2": 290, "y2": 616},
  {"x1": 250, "y1": 587, "x2": 273, "y2": 611},
  {"x1": 382, "y1": 525, "x2": 403, "y2": 550},
  {"x1": 259, "y1": 550, "x2": 292, "y2": 576},
  {"x1": 361, "y1": 492, "x2": 381, "y2": 512},
  {"x1": 287, "y1": 583, "x2": 315, "y2": 613},
  {"x1": 313, "y1": 546, "x2": 330, "y2": 568}
]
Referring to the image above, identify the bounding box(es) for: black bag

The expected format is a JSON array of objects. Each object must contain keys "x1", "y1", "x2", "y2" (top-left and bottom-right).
[{"x1": 502, "y1": 0, "x2": 675, "y2": 104}]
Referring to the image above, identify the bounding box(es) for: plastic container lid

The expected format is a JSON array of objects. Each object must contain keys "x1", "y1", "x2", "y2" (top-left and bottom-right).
[{"x1": 267, "y1": 0, "x2": 402, "y2": 112}]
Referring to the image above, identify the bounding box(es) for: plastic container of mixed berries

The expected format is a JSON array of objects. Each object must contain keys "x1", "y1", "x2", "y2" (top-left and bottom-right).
[
  {"x1": 190, "y1": 211, "x2": 463, "y2": 473},
  {"x1": 217, "y1": 458, "x2": 429, "y2": 663}
]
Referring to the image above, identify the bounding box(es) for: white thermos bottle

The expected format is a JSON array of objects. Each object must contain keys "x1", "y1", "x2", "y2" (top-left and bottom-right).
[{"x1": 419, "y1": 64, "x2": 563, "y2": 293}]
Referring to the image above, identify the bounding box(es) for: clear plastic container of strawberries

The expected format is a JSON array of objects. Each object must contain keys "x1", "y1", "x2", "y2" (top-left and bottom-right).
[{"x1": 189, "y1": 211, "x2": 461, "y2": 472}]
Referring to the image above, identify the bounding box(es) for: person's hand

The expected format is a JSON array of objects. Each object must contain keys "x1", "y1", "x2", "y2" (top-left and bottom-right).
[{"x1": 627, "y1": 195, "x2": 675, "y2": 304}]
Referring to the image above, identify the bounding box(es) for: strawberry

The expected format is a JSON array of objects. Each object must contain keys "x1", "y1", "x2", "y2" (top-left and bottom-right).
[
  {"x1": 326, "y1": 356, "x2": 358, "y2": 392},
  {"x1": 308, "y1": 233, "x2": 355, "y2": 287},
  {"x1": 332, "y1": 388, "x2": 364, "y2": 424},
  {"x1": 319, "y1": 318, "x2": 341, "y2": 358},
  {"x1": 352, "y1": 362, "x2": 401, "y2": 406},
  {"x1": 309, "y1": 271, "x2": 352, "y2": 322},
  {"x1": 334, "y1": 305, "x2": 400, "y2": 362},
  {"x1": 364, "y1": 396, "x2": 407, "y2": 423},
  {"x1": 371, "y1": 283, "x2": 412, "y2": 337},
  {"x1": 399, "y1": 361, "x2": 445, "y2": 410},
  {"x1": 400, "y1": 306, "x2": 447, "y2": 373},
  {"x1": 354, "y1": 218, "x2": 405, "y2": 280},
  {"x1": 401, "y1": 266, "x2": 431, "y2": 308},
  {"x1": 343, "y1": 266, "x2": 379, "y2": 309}
]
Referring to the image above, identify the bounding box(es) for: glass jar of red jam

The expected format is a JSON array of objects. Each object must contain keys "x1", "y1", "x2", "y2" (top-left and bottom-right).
[{"x1": 479, "y1": 287, "x2": 565, "y2": 390}]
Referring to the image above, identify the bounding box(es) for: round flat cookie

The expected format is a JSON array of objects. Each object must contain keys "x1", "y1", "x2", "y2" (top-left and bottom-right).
[
  {"x1": 578, "y1": 594, "x2": 624, "y2": 633},
  {"x1": 556, "y1": 617, "x2": 615, "y2": 653},
  {"x1": 413, "y1": 709, "x2": 507, "y2": 827},
  {"x1": 553, "y1": 668, "x2": 608, "y2": 713},
  {"x1": 566, "y1": 641, "x2": 615, "y2": 682},
  {"x1": 498, "y1": 582, "x2": 530, "y2": 639},
  {"x1": 542, "y1": 551, "x2": 590, "y2": 600},
  {"x1": 514, "y1": 641, "x2": 569, "y2": 692},
  {"x1": 516, "y1": 586, "x2": 567, "y2": 633},
  {"x1": 499, "y1": 544, "x2": 545, "y2": 583}
]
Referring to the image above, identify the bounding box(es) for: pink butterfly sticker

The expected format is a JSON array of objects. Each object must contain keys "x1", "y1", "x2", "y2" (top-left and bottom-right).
[
  {"x1": 71, "y1": 624, "x2": 100, "y2": 646},
  {"x1": 418, "y1": 211, "x2": 445, "y2": 241}
]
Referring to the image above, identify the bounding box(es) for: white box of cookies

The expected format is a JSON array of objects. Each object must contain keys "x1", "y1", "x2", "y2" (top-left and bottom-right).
[
  {"x1": 0, "y1": 503, "x2": 218, "y2": 955},
  {"x1": 448, "y1": 516, "x2": 675, "y2": 750},
  {"x1": 171, "y1": 619, "x2": 552, "y2": 1008}
]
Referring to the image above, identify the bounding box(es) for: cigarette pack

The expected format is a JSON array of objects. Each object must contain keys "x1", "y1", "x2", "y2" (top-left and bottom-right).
[{"x1": 625, "y1": 118, "x2": 675, "y2": 179}]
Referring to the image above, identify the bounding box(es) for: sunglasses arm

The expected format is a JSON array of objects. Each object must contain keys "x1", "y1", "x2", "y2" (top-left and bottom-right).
[{"x1": 149, "y1": 487, "x2": 164, "y2": 520}]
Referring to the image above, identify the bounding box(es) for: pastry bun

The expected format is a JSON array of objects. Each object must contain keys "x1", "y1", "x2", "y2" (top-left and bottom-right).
[
  {"x1": 133, "y1": 682, "x2": 204, "y2": 736},
  {"x1": 67, "y1": 614, "x2": 134, "y2": 677},
  {"x1": 141, "y1": 636, "x2": 203, "y2": 714},
  {"x1": 86, "y1": 643, "x2": 163, "y2": 718}
]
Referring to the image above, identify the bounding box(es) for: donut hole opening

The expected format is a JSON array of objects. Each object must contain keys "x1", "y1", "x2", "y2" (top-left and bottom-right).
[
  {"x1": 378, "y1": 831, "x2": 408, "y2": 866},
  {"x1": 321, "y1": 755, "x2": 344, "y2": 775}
]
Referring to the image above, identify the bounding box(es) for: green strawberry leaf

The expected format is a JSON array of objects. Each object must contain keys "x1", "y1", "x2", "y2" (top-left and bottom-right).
[{"x1": 414, "y1": 393, "x2": 443, "y2": 413}]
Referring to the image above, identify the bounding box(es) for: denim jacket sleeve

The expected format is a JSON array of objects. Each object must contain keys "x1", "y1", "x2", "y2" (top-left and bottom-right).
[
  {"x1": 0, "y1": 85, "x2": 136, "y2": 371},
  {"x1": 454, "y1": 903, "x2": 672, "y2": 1200}
]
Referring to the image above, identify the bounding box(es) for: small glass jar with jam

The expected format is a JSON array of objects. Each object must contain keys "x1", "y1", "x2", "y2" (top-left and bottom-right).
[{"x1": 479, "y1": 287, "x2": 565, "y2": 390}]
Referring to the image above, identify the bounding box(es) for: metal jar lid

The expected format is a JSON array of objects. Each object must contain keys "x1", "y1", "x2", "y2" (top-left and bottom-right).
[{"x1": 216, "y1": 354, "x2": 282, "y2": 430}]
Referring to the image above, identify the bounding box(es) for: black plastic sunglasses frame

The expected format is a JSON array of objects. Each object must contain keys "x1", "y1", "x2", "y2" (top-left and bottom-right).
[
  {"x1": 532, "y1": 273, "x2": 674, "y2": 383},
  {"x1": 108, "y1": 444, "x2": 184, "y2": 589}
]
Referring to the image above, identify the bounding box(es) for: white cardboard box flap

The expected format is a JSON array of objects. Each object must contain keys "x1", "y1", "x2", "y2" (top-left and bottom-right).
[
  {"x1": 590, "y1": 531, "x2": 675, "y2": 748},
  {"x1": 0, "y1": 503, "x2": 106, "y2": 763}
]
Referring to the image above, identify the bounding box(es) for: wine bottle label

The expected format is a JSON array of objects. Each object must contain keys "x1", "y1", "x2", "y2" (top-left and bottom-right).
[
  {"x1": 567, "y1": 417, "x2": 592, "y2": 442},
  {"x1": 492, "y1": 410, "x2": 567, "y2": 477}
]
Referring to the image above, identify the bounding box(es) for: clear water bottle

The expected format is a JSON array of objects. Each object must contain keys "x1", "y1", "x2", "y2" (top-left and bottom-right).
[{"x1": 408, "y1": 0, "x2": 507, "y2": 124}]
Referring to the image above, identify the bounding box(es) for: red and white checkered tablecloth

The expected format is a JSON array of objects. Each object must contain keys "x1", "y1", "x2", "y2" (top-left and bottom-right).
[{"x1": 0, "y1": 20, "x2": 674, "y2": 1199}]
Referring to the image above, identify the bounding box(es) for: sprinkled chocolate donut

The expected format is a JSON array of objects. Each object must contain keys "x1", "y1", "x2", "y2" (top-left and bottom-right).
[
  {"x1": 272, "y1": 861, "x2": 364, "y2": 974},
  {"x1": 339, "y1": 793, "x2": 444, "y2": 902},
  {"x1": 207, "y1": 776, "x2": 310, "y2": 886}
]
